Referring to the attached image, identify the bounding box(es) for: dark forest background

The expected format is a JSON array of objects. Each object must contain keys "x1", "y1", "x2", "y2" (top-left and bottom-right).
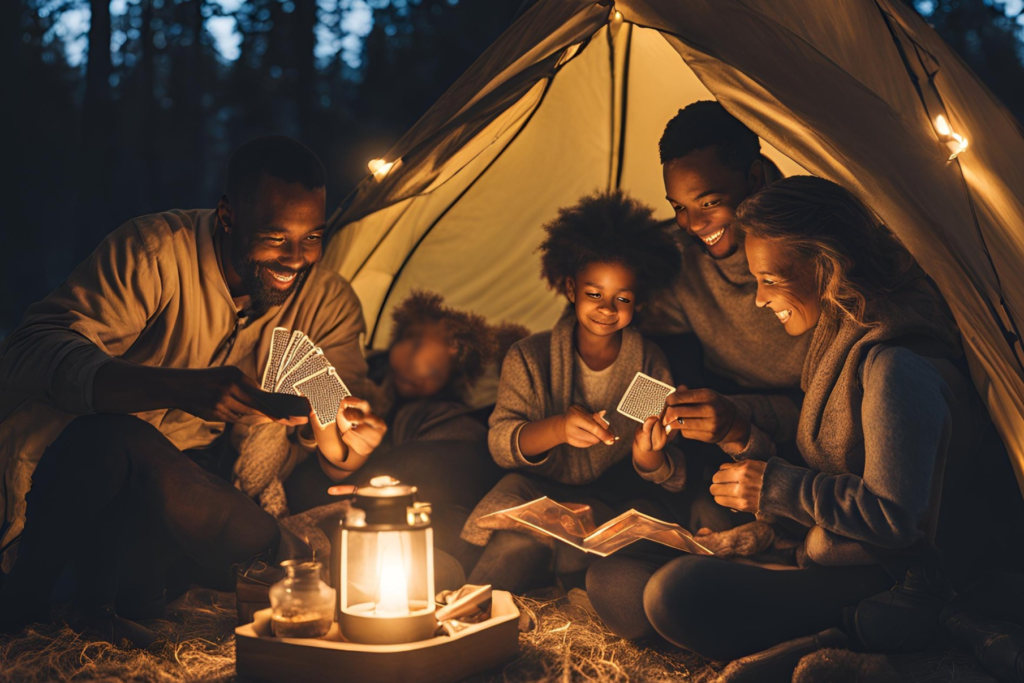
[{"x1": 3, "y1": 0, "x2": 1024, "y2": 336}]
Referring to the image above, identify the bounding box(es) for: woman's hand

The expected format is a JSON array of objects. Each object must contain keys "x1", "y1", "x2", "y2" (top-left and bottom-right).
[
  {"x1": 632, "y1": 415, "x2": 669, "y2": 472},
  {"x1": 709, "y1": 460, "x2": 767, "y2": 513},
  {"x1": 310, "y1": 396, "x2": 387, "y2": 470},
  {"x1": 562, "y1": 405, "x2": 616, "y2": 448},
  {"x1": 663, "y1": 385, "x2": 751, "y2": 447}
]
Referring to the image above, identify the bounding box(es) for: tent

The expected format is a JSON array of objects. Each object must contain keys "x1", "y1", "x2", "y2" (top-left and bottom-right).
[{"x1": 322, "y1": 0, "x2": 1024, "y2": 496}]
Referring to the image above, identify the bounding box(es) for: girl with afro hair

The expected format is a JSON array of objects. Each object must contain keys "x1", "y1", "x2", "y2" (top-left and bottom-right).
[{"x1": 461, "y1": 190, "x2": 692, "y2": 593}]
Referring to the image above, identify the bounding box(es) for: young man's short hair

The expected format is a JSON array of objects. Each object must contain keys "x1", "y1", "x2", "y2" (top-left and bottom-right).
[
  {"x1": 659, "y1": 101, "x2": 761, "y2": 172},
  {"x1": 225, "y1": 135, "x2": 326, "y2": 205}
]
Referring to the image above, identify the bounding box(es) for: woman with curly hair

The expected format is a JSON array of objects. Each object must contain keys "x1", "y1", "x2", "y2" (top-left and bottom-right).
[
  {"x1": 631, "y1": 176, "x2": 982, "y2": 668},
  {"x1": 461, "y1": 190, "x2": 690, "y2": 593}
]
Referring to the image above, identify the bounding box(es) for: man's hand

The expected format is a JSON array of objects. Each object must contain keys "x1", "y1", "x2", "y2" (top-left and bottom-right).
[
  {"x1": 171, "y1": 366, "x2": 309, "y2": 425},
  {"x1": 632, "y1": 415, "x2": 670, "y2": 472},
  {"x1": 310, "y1": 397, "x2": 387, "y2": 474},
  {"x1": 663, "y1": 385, "x2": 750, "y2": 446},
  {"x1": 709, "y1": 460, "x2": 767, "y2": 513},
  {"x1": 93, "y1": 360, "x2": 308, "y2": 425},
  {"x1": 562, "y1": 405, "x2": 616, "y2": 448}
]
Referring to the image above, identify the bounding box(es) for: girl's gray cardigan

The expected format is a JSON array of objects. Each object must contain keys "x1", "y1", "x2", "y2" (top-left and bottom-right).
[{"x1": 487, "y1": 312, "x2": 686, "y2": 488}]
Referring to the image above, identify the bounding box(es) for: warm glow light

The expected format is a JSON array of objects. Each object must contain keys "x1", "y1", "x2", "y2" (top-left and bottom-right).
[
  {"x1": 374, "y1": 531, "x2": 410, "y2": 617},
  {"x1": 367, "y1": 157, "x2": 395, "y2": 181},
  {"x1": 934, "y1": 114, "x2": 969, "y2": 160},
  {"x1": 614, "y1": 10, "x2": 622, "y2": 20}
]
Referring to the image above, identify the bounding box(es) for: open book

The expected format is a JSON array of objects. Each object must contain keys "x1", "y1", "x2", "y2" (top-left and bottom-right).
[{"x1": 478, "y1": 497, "x2": 714, "y2": 557}]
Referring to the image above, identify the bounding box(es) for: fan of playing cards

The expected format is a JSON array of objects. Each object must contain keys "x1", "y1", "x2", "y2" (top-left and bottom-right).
[{"x1": 262, "y1": 327, "x2": 351, "y2": 429}]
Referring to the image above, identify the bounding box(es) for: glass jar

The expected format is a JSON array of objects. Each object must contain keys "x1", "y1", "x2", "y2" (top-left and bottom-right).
[{"x1": 269, "y1": 560, "x2": 336, "y2": 639}]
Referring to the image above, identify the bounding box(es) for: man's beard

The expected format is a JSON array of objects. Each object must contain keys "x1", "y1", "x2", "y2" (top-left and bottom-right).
[{"x1": 232, "y1": 243, "x2": 311, "y2": 318}]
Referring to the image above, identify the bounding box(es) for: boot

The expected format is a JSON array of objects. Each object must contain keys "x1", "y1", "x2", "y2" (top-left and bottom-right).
[
  {"x1": 715, "y1": 628, "x2": 849, "y2": 683},
  {"x1": 846, "y1": 561, "x2": 951, "y2": 653},
  {"x1": 235, "y1": 526, "x2": 313, "y2": 624},
  {"x1": 941, "y1": 574, "x2": 1024, "y2": 683}
]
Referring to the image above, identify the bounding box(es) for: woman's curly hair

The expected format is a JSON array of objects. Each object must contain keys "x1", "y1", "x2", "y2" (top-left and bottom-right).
[
  {"x1": 390, "y1": 290, "x2": 529, "y2": 394},
  {"x1": 539, "y1": 190, "x2": 681, "y2": 300},
  {"x1": 734, "y1": 176, "x2": 918, "y2": 327}
]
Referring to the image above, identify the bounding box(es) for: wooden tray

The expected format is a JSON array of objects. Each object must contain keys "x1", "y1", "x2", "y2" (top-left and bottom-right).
[{"x1": 235, "y1": 591, "x2": 520, "y2": 683}]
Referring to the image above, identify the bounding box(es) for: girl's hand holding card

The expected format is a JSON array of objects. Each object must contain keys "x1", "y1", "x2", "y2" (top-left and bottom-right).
[
  {"x1": 562, "y1": 405, "x2": 616, "y2": 448},
  {"x1": 632, "y1": 414, "x2": 670, "y2": 473}
]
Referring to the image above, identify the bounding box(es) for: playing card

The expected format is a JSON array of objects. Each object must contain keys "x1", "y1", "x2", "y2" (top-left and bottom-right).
[
  {"x1": 261, "y1": 327, "x2": 292, "y2": 392},
  {"x1": 276, "y1": 333, "x2": 316, "y2": 391},
  {"x1": 275, "y1": 330, "x2": 308, "y2": 390},
  {"x1": 294, "y1": 367, "x2": 352, "y2": 429},
  {"x1": 277, "y1": 347, "x2": 331, "y2": 396},
  {"x1": 616, "y1": 372, "x2": 676, "y2": 424}
]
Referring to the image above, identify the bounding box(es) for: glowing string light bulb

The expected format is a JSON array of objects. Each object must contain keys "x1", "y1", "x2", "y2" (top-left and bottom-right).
[
  {"x1": 368, "y1": 158, "x2": 395, "y2": 181},
  {"x1": 934, "y1": 114, "x2": 969, "y2": 161}
]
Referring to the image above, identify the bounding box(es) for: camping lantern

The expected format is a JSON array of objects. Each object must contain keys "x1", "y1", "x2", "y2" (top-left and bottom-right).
[
  {"x1": 339, "y1": 476, "x2": 436, "y2": 645},
  {"x1": 934, "y1": 114, "x2": 969, "y2": 160}
]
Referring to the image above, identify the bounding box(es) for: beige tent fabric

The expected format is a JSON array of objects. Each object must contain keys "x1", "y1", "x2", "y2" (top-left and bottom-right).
[{"x1": 324, "y1": 0, "x2": 1024, "y2": 496}]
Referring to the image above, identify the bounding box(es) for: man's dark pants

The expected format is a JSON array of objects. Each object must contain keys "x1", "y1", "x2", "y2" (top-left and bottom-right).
[{"x1": 0, "y1": 414, "x2": 280, "y2": 628}]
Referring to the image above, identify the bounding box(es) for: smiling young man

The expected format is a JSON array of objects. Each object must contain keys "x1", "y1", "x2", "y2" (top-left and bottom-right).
[
  {"x1": 646, "y1": 101, "x2": 811, "y2": 444},
  {"x1": 0, "y1": 136, "x2": 385, "y2": 638}
]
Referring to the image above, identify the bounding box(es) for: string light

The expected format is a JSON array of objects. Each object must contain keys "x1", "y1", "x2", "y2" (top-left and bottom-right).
[
  {"x1": 934, "y1": 114, "x2": 969, "y2": 161},
  {"x1": 368, "y1": 158, "x2": 395, "y2": 181}
]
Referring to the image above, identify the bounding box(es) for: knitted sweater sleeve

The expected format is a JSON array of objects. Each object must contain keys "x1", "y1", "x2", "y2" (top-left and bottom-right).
[
  {"x1": 757, "y1": 346, "x2": 951, "y2": 551},
  {"x1": 488, "y1": 341, "x2": 545, "y2": 469}
]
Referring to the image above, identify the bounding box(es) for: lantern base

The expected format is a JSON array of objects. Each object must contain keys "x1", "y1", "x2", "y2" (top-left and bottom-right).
[
  {"x1": 341, "y1": 600, "x2": 437, "y2": 644},
  {"x1": 235, "y1": 591, "x2": 520, "y2": 683}
]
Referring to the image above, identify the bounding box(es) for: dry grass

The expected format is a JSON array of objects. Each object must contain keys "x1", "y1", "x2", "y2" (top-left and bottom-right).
[
  {"x1": 0, "y1": 588, "x2": 236, "y2": 683},
  {"x1": 468, "y1": 591, "x2": 712, "y2": 683},
  {"x1": 0, "y1": 587, "x2": 997, "y2": 683},
  {"x1": 0, "y1": 587, "x2": 711, "y2": 683}
]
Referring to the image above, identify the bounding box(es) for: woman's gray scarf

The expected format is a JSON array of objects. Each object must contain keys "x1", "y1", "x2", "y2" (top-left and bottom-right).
[{"x1": 796, "y1": 274, "x2": 962, "y2": 475}]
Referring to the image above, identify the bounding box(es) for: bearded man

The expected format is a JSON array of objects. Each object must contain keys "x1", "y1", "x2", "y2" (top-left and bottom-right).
[{"x1": 0, "y1": 136, "x2": 385, "y2": 640}]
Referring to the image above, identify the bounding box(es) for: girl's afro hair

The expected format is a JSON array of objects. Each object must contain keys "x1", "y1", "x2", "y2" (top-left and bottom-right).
[
  {"x1": 390, "y1": 290, "x2": 529, "y2": 393},
  {"x1": 539, "y1": 189, "x2": 681, "y2": 299}
]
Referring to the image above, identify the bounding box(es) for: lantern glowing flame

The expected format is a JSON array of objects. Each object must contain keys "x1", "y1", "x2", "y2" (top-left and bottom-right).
[
  {"x1": 374, "y1": 531, "x2": 410, "y2": 617},
  {"x1": 367, "y1": 158, "x2": 395, "y2": 181},
  {"x1": 934, "y1": 115, "x2": 969, "y2": 161}
]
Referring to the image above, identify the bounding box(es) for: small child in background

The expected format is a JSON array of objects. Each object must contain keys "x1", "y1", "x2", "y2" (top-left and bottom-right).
[
  {"x1": 380, "y1": 289, "x2": 527, "y2": 413},
  {"x1": 462, "y1": 190, "x2": 687, "y2": 593},
  {"x1": 285, "y1": 290, "x2": 527, "y2": 512}
]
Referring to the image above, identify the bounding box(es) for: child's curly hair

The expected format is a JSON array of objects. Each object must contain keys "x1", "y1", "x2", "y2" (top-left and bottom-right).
[
  {"x1": 390, "y1": 291, "x2": 529, "y2": 394},
  {"x1": 539, "y1": 190, "x2": 681, "y2": 300}
]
